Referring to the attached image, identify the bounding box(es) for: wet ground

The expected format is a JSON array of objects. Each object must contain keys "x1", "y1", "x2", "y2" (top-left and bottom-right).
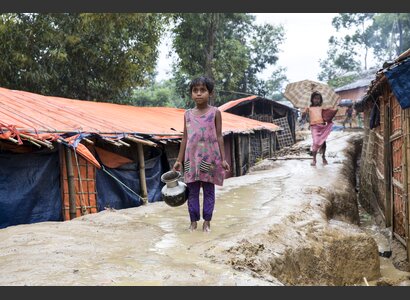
[{"x1": 0, "y1": 130, "x2": 409, "y2": 285}]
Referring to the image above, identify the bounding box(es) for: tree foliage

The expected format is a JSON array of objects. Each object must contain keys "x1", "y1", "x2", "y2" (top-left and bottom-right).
[
  {"x1": 0, "y1": 13, "x2": 167, "y2": 102},
  {"x1": 319, "y1": 13, "x2": 410, "y2": 87},
  {"x1": 130, "y1": 79, "x2": 183, "y2": 107},
  {"x1": 371, "y1": 13, "x2": 410, "y2": 60},
  {"x1": 170, "y1": 13, "x2": 286, "y2": 106}
]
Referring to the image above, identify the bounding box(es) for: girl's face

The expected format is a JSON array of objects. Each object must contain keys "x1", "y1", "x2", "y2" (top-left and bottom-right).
[
  {"x1": 312, "y1": 95, "x2": 321, "y2": 105},
  {"x1": 191, "y1": 84, "x2": 210, "y2": 106}
]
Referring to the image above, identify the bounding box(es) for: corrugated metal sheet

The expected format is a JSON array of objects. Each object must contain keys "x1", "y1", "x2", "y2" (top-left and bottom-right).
[{"x1": 0, "y1": 87, "x2": 280, "y2": 143}]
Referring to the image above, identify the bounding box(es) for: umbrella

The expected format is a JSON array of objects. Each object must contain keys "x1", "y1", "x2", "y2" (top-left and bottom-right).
[
  {"x1": 284, "y1": 79, "x2": 341, "y2": 108},
  {"x1": 338, "y1": 98, "x2": 354, "y2": 107}
]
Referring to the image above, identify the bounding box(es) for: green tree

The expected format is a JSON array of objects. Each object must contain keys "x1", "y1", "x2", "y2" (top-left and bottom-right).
[
  {"x1": 170, "y1": 13, "x2": 286, "y2": 106},
  {"x1": 0, "y1": 13, "x2": 167, "y2": 102},
  {"x1": 318, "y1": 35, "x2": 361, "y2": 87},
  {"x1": 263, "y1": 66, "x2": 289, "y2": 100},
  {"x1": 319, "y1": 13, "x2": 410, "y2": 87},
  {"x1": 130, "y1": 79, "x2": 183, "y2": 107},
  {"x1": 371, "y1": 13, "x2": 410, "y2": 61}
]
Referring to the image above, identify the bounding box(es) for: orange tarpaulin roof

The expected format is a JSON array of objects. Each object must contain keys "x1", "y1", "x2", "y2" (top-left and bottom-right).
[
  {"x1": 0, "y1": 87, "x2": 280, "y2": 141},
  {"x1": 218, "y1": 95, "x2": 258, "y2": 112}
]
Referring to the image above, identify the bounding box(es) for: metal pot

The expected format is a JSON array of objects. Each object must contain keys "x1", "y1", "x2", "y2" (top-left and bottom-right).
[{"x1": 160, "y1": 171, "x2": 188, "y2": 207}]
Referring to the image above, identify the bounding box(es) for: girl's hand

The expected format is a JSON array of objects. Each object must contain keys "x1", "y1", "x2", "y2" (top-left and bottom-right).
[
  {"x1": 222, "y1": 160, "x2": 230, "y2": 172},
  {"x1": 173, "y1": 161, "x2": 182, "y2": 172}
]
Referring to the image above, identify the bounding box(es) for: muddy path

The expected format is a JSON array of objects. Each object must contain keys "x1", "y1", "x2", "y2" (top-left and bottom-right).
[{"x1": 0, "y1": 131, "x2": 409, "y2": 285}]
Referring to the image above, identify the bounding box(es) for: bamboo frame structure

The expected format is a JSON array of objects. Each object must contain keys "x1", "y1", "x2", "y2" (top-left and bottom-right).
[
  {"x1": 137, "y1": 143, "x2": 148, "y2": 204},
  {"x1": 64, "y1": 146, "x2": 77, "y2": 220}
]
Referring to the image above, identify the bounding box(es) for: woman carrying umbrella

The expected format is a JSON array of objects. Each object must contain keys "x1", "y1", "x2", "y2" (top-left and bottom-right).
[{"x1": 301, "y1": 91, "x2": 336, "y2": 166}]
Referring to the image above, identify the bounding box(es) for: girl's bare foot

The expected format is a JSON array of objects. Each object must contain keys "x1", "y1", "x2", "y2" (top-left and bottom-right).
[
  {"x1": 189, "y1": 221, "x2": 197, "y2": 231},
  {"x1": 322, "y1": 157, "x2": 328, "y2": 165},
  {"x1": 311, "y1": 160, "x2": 316, "y2": 166},
  {"x1": 203, "y1": 220, "x2": 211, "y2": 232}
]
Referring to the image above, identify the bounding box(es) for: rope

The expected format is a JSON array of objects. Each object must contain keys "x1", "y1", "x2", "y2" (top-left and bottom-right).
[{"x1": 101, "y1": 165, "x2": 146, "y2": 203}]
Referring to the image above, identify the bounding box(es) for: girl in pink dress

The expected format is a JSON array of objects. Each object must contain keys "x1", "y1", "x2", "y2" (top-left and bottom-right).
[
  {"x1": 302, "y1": 91, "x2": 334, "y2": 166},
  {"x1": 173, "y1": 76, "x2": 230, "y2": 232}
]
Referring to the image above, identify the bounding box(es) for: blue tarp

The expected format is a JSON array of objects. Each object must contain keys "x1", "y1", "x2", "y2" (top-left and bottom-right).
[
  {"x1": 95, "y1": 149, "x2": 165, "y2": 210},
  {"x1": 385, "y1": 58, "x2": 410, "y2": 109},
  {"x1": 0, "y1": 151, "x2": 62, "y2": 229}
]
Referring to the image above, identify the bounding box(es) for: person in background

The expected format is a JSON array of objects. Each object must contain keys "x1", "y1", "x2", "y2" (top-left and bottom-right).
[
  {"x1": 173, "y1": 76, "x2": 230, "y2": 232},
  {"x1": 343, "y1": 106, "x2": 354, "y2": 129}
]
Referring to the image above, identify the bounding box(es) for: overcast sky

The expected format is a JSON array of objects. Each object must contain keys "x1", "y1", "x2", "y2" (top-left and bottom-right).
[{"x1": 155, "y1": 13, "x2": 340, "y2": 84}]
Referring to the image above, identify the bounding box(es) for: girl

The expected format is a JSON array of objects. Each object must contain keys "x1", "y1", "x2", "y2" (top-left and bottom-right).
[
  {"x1": 301, "y1": 91, "x2": 334, "y2": 167},
  {"x1": 173, "y1": 76, "x2": 230, "y2": 232}
]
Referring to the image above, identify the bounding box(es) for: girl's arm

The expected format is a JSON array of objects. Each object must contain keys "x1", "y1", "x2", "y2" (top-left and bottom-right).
[
  {"x1": 301, "y1": 107, "x2": 308, "y2": 119},
  {"x1": 215, "y1": 109, "x2": 230, "y2": 172},
  {"x1": 173, "y1": 114, "x2": 187, "y2": 171}
]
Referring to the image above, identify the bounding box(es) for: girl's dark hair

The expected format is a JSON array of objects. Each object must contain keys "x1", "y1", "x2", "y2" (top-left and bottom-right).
[
  {"x1": 310, "y1": 91, "x2": 323, "y2": 106},
  {"x1": 189, "y1": 76, "x2": 214, "y2": 94}
]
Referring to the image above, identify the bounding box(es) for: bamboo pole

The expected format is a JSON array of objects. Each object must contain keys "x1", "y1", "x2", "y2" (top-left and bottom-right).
[
  {"x1": 137, "y1": 143, "x2": 148, "y2": 204},
  {"x1": 64, "y1": 146, "x2": 77, "y2": 220},
  {"x1": 19, "y1": 133, "x2": 54, "y2": 149},
  {"x1": 27, "y1": 139, "x2": 42, "y2": 148},
  {"x1": 7, "y1": 137, "x2": 19, "y2": 144},
  {"x1": 125, "y1": 135, "x2": 157, "y2": 147},
  {"x1": 83, "y1": 138, "x2": 94, "y2": 145},
  {"x1": 102, "y1": 139, "x2": 123, "y2": 147},
  {"x1": 117, "y1": 140, "x2": 131, "y2": 147}
]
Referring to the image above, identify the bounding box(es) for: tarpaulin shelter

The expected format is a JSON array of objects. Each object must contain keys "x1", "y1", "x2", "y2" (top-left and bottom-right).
[
  {"x1": 0, "y1": 87, "x2": 280, "y2": 228},
  {"x1": 354, "y1": 48, "x2": 410, "y2": 261}
]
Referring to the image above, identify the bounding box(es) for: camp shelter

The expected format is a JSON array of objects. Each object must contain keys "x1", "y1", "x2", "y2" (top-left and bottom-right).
[
  {"x1": 0, "y1": 87, "x2": 280, "y2": 228},
  {"x1": 219, "y1": 95, "x2": 298, "y2": 150},
  {"x1": 354, "y1": 48, "x2": 410, "y2": 260},
  {"x1": 0, "y1": 87, "x2": 180, "y2": 228}
]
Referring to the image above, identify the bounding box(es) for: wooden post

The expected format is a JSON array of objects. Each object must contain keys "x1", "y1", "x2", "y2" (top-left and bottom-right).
[
  {"x1": 248, "y1": 134, "x2": 251, "y2": 171},
  {"x1": 405, "y1": 108, "x2": 410, "y2": 261},
  {"x1": 236, "y1": 134, "x2": 242, "y2": 176},
  {"x1": 231, "y1": 133, "x2": 236, "y2": 177},
  {"x1": 137, "y1": 143, "x2": 148, "y2": 204},
  {"x1": 384, "y1": 102, "x2": 392, "y2": 227},
  {"x1": 64, "y1": 146, "x2": 77, "y2": 220}
]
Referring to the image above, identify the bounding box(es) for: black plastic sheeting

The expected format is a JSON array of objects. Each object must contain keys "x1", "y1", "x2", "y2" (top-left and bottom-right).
[
  {"x1": 95, "y1": 148, "x2": 166, "y2": 211},
  {"x1": 0, "y1": 150, "x2": 63, "y2": 229},
  {"x1": 0, "y1": 145, "x2": 168, "y2": 229}
]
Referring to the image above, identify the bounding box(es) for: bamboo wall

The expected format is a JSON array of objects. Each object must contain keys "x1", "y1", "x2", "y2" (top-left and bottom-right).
[{"x1": 358, "y1": 82, "x2": 410, "y2": 258}]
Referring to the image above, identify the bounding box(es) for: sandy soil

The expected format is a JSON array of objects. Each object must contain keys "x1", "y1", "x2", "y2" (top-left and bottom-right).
[{"x1": 0, "y1": 130, "x2": 409, "y2": 286}]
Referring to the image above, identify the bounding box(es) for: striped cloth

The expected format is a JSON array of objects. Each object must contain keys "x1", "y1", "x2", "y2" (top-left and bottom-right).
[{"x1": 284, "y1": 80, "x2": 340, "y2": 108}]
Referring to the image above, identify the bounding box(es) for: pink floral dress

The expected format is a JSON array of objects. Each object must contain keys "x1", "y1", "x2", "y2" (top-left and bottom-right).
[{"x1": 183, "y1": 106, "x2": 225, "y2": 186}]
